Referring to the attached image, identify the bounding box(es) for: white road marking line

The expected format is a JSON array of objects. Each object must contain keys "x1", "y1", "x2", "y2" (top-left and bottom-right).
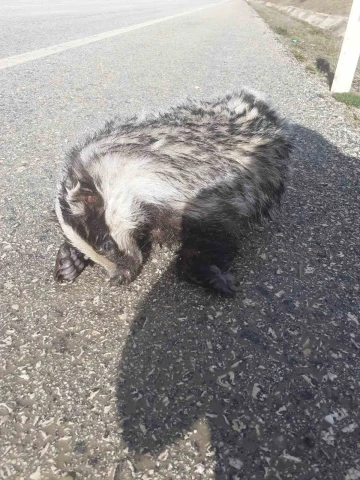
[
  {"x1": 0, "y1": 2, "x2": 126, "y2": 7},
  {"x1": 0, "y1": 0, "x2": 229, "y2": 70}
]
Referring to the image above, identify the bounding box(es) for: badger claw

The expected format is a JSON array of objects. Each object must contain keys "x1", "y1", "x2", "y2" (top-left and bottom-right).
[
  {"x1": 54, "y1": 242, "x2": 89, "y2": 282},
  {"x1": 109, "y1": 268, "x2": 134, "y2": 286},
  {"x1": 208, "y1": 266, "x2": 237, "y2": 297},
  {"x1": 178, "y1": 247, "x2": 237, "y2": 297}
]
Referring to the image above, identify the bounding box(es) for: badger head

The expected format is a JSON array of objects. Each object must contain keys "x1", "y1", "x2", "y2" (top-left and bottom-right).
[{"x1": 55, "y1": 163, "x2": 121, "y2": 278}]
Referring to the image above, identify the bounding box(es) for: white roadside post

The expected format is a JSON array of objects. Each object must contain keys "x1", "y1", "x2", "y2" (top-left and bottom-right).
[{"x1": 331, "y1": 0, "x2": 360, "y2": 93}]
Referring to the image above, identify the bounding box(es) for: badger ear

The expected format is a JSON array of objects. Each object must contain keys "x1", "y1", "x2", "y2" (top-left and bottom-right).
[
  {"x1": 66, "y1": 186, "x2": 100, "y2": 206},
  {"x1": 76, "y1": 187, "x2": 103, "y2": 209},
  {"x1": 63, "y1": 167, "x2": 102, "y2": 206},
  {"x1": 65, "y1": 180, "x2": 81, "y2": 199},
  {"x1": 64, "y1": 170, "x2": 80, "y2": 192}
]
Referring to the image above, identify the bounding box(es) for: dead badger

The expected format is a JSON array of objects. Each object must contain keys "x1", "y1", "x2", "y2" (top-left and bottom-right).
[{"x1": 54, "y1": 90, "x2": 292, "y2": 296}]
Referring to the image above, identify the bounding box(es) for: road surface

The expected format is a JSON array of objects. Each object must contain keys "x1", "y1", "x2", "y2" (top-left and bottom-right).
[{"x1": 0, "y1": 0, "x2": 359, "y2": 479}]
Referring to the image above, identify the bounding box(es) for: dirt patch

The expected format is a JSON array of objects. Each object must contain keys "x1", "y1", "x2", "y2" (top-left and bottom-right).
[{"x1": 267, "y1": 0, "x2": 352, "y2": 17}]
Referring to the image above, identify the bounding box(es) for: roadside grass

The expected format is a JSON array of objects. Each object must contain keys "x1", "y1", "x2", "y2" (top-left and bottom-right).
[
  {"x1": 333, "y1": 93, "x2": 360, "y2": 108},
  {"x1": 249, "y1": 1, "x2": 359, "y2": 123},
  {"x1": 292, "y1": 49, "x2": 306, "y2": 62},
  {"x1": 274, "y1": 26, "x2": 289, "y2": 36},
  {"x1": 250, "y1": 2, "x2": 343, "y2": 83}
]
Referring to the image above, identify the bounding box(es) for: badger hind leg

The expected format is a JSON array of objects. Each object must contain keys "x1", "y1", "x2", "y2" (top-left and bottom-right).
[
  {"x1": 54, "y1": 242, "x2": 90, "y2": 282},
  {"x1": 177, "y1": 239, "x2": 238, "y2": 297}
]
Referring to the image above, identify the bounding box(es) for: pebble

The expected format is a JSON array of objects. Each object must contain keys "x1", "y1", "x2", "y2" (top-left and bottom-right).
[
  {"x1": 252, "y1": 383, "x2": 267, "y2": 401},
  {"x1": 195, "y1": 464, "x2": 205, "y2": 474},
  {"x1": 29, "y1": 467, "x2": 42, "y2": 480},
  {"x1": 345, "y1": 468, "x2": 360, "y2": 480},
  {"x1": 342, "y1": 423, "x2": 358, "y2": 433},
  {"x1": 229, "y1": 458, "x2": 243, "y2": 470},
  {"x1": 347, "y1": 313, "x2": 359, "y2": 325}
]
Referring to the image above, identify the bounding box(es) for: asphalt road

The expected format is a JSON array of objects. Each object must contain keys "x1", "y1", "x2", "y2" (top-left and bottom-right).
[
  {"x1": 1, "y1": 1, "x2": 360, "y2": 479},
  {"x1": 0, "y1": 0, "x2": 222, "y2": 57}
]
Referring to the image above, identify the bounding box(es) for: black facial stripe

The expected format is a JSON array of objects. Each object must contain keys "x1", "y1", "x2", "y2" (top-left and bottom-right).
[
  {"x1": 59, "y1": 182, "x2": 108, "y2": 248},
  {"x1": 59, "y1": 181, "x2": 126, "y2": 267}
]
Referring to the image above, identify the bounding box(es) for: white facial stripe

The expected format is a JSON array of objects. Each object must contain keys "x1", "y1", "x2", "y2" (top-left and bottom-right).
[{"x1": 55, "y1": 199, "x2": 117, "y2": 276}]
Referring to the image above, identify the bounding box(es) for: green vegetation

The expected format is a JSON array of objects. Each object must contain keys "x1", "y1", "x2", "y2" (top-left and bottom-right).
[
  {"x1": 274, "y1": 26, "x2": 289, "y2": 36},
  {"x1": 291, "y1": 49, "x2": 306, "y2": 62},
  {"x1": 333, "y1": 93, "x2": 360, "y2": 107},
  {"x1": 249, "y1": 1, "x2": 360, "y2": 99}
]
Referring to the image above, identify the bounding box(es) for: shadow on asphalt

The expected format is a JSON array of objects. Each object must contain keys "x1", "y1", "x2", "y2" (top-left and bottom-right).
[{"x1": 116, "y1": 124, "x2": 360, "y2": 479}]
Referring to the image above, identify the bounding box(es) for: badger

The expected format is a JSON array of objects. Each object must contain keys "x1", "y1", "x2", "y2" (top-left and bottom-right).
[{"x1": 54, "y1": 89, "x2": 292, "y2": 296}]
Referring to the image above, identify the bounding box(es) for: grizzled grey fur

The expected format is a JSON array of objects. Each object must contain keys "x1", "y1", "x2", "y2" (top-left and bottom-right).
[{"x1": 54, "y1": 89, "x2": 293, "y2": 296}]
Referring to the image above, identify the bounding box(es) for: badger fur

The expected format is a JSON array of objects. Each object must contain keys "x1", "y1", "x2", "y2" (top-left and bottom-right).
[{"x1": 54, "y1": 89, "x2": 292, "y2": 296}]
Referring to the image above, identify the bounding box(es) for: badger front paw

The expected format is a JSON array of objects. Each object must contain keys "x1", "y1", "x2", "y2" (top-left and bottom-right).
[{"x1": 54, "y1": 242, "x2": 89, "y2": 282}]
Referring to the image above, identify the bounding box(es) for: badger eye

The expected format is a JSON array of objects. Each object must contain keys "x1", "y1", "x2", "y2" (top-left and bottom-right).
[
  {"x1": 98, "y1": 238, "x2": 117, "y2": 254},
  {"x1": 102, "y1": 239, "x2": 114, "y2": 251}
]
